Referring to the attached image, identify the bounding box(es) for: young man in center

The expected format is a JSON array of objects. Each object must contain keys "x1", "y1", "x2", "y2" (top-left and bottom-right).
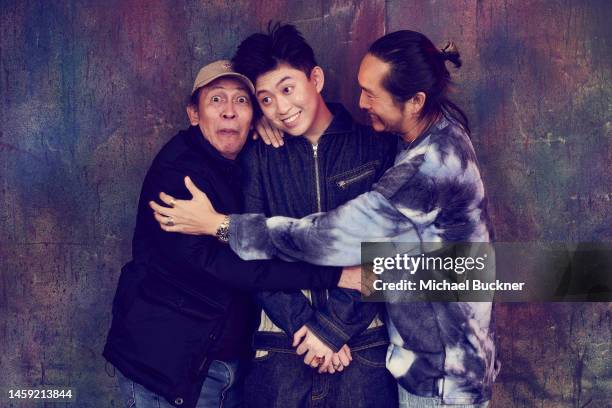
[{"x1": 231, "y1": 24, "x2": 398, "y2": 407}]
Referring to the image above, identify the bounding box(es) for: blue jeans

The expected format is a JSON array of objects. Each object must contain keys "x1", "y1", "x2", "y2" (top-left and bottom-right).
[
  {"x1": 398, "y1": 385, "x2": 489, "y2": 408},
  {"x1": 244, "y1": 334, "x2": 397, "y2": 408},
  {"x1": 116, "y1": 360, "x2": 243, "y2": 408}
]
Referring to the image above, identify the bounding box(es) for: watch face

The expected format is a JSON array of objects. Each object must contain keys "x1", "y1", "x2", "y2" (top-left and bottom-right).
[{"x1": 215, "y1": 217, "x2": 231, "y2": 243}]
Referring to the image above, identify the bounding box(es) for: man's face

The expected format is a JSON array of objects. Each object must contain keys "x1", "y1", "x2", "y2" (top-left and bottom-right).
[
  {"x1": 254, "y1": 64, "x2": 323, "y2": 138},
  {"x1": 188, "y1": 78, "x2": 253, "y2": 160},
  {"x1": 358, "y1": 53, "x2": 406, "y2": 133}
]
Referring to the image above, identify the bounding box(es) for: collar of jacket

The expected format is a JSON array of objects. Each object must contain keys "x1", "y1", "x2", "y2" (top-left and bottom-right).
[
  {"x1": 282, "y1": 102, "x2": 355, "y2": 149},
  {"x1": 184, "y1": 125, "x2": 242, "y2": 174},
  {"x1": 397, "y1": 113, "x2": 452, "y2": 153},
  {"x1": 323, "y1": 102, "x2": 354, "y2": 135}
]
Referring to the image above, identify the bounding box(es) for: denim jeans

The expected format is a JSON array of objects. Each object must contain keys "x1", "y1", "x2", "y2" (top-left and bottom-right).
[
  {"x1": 116, "y1": 360, "x2": 243, "y2": 408},
  {"x1": 244, "y1": 340, "x2": 397, "y2": 408},
  {"x1": 398, "y1": 385, "x2": 489, "y2": 408}
]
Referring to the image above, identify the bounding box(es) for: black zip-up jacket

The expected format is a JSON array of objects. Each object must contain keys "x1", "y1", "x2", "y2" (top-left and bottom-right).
[
  {"x1": 240, "y1": 103, "x2": 397, "y2": 352},
  {"x1": 103, "y1": 125, "x2": 341, "y2": 408}
]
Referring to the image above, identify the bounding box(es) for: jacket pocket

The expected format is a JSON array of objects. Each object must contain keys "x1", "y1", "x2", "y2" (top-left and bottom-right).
[
  {"x1": 329, "y1": 160, "x2": 379, "y2": 190},
  {"x1": 140, "y1": 272, "x2": 229, "y2": 320}
]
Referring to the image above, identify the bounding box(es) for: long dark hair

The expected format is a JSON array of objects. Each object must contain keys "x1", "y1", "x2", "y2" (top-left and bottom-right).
[{"x1": 368, "y1": 30, "x2": 470, "y2": 133}]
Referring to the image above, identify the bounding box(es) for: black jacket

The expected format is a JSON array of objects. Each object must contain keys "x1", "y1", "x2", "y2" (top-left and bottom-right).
[
  {"x1": 103, "y1": 125, "x2": 341, "y2": 408},
  {"x1": 241, "y1": 103, "x2": 397, "y2": 351}
]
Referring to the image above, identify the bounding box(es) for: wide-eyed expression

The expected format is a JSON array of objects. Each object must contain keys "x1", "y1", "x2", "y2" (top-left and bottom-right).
[{"x1": 188, "y1": 78, "x2": 253, "y2": 159}]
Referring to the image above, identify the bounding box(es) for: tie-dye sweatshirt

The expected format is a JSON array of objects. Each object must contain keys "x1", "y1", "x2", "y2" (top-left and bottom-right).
[{"x1": 228, "y1": 115, "x2": 500, "y2": 404}]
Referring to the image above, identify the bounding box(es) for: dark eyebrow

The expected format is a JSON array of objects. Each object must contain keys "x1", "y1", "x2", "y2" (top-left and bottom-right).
[
  {"x1": 256, "y1": 76, "x2": 294, "y2": 97},
  {"x1": 275, "y1": 76, "x2": 293, "y2": 87}
]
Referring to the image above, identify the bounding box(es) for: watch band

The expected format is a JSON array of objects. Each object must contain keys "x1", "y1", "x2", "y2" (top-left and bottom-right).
[{"x1": 215, "y1": 215, "x2": 231, "y2": 243}]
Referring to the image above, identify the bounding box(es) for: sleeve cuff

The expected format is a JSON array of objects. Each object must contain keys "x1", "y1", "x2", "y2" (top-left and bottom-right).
[
  {"x1": 321, "y1": 265, "x2": 342, "y2": 288},
  {"x1": 289, "y1": 308, "x2": 316, "y2": 337},
  {"x1": 305, "y1": 312, "x2": 351, "y2": 352},
  {"x1": 228, "y1": 213, "x2": 276, "y2": 260}
]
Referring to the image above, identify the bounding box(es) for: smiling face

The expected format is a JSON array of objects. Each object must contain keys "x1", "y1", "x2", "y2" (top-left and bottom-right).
[
  {"x1": 187, "y1": 77, "x2": 253, "y2": 160},
  {"x1": 358, "y1": 53, "x2": 407, "y2": 134},
  {"x1": 254, "y1": 64, "x2": 328, "y2": 140}
]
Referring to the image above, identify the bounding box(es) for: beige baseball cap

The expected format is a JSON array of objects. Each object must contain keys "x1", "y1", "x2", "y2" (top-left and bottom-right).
[{"x1": 191, "y1": 60, "x2": 255, "y2": 94}]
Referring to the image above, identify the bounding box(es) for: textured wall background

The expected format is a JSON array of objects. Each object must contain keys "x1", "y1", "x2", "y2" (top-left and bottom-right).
[{"x1": 0, "y1": 1, "x2": 610, "y2": 407}]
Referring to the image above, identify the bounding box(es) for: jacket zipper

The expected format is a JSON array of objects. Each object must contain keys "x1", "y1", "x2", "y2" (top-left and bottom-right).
[
  {"x1": 337, "y1": 168, "x2": 376, "y2": 189},
  {"x1": 312, "y1": 143, "x2": 327, "y2": 303},
  {"x1": 312, "y1": 144, "x2": 322, "y2": 212}
]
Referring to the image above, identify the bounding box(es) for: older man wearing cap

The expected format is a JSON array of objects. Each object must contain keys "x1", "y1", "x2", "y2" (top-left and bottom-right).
[{"x1": 103, "y1": 60, "x2": 360, "y2": 408}]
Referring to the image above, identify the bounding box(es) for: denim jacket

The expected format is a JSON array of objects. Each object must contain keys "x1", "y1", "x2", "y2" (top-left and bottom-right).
[
  {"x1": 230, "y1": 115, "x2": 500, "y2": 404},
  {"x1": 239, "y1": 103, "x2": 397, "y2": 351}
]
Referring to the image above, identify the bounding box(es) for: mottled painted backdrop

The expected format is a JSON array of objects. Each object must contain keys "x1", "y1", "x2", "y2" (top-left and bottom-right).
[{"x1": 1, "y1": 1, "x2": 610, "y2": 407}]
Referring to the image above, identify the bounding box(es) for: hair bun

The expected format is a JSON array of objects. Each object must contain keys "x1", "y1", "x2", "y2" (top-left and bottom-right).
[{"x1": 440, "y1": 41, "x2": 462, "y2": 68}]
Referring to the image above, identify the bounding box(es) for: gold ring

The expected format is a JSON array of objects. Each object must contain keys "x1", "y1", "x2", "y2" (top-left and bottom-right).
[
  {"x1": 169, "y1": 198, "x2": 176, "y2": 207},
  {"x1": 166, "y1": 216, "x2": 175, "y2": 227}
]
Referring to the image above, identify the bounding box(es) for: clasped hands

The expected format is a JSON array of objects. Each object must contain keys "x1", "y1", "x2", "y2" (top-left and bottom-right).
[{"x1": 293, "y1": 325, "x2": 352, "y2": 374}]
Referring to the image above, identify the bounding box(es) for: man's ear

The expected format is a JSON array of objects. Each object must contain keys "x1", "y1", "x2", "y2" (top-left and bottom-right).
[
  {"x1": 310, "y1": 66, "x2": 325, "y2": 93},
  {"x1": 186, "y1": 105, "x2": 199, "y2": 126},
  {"x1": 406, "y1": 92, "x2": 426, "y2": 115}
]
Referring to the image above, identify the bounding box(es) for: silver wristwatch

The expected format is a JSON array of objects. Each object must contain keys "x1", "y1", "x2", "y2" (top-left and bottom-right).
[{"x1": 215, "y1": 215, "x2": 231, "y2": 243}]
